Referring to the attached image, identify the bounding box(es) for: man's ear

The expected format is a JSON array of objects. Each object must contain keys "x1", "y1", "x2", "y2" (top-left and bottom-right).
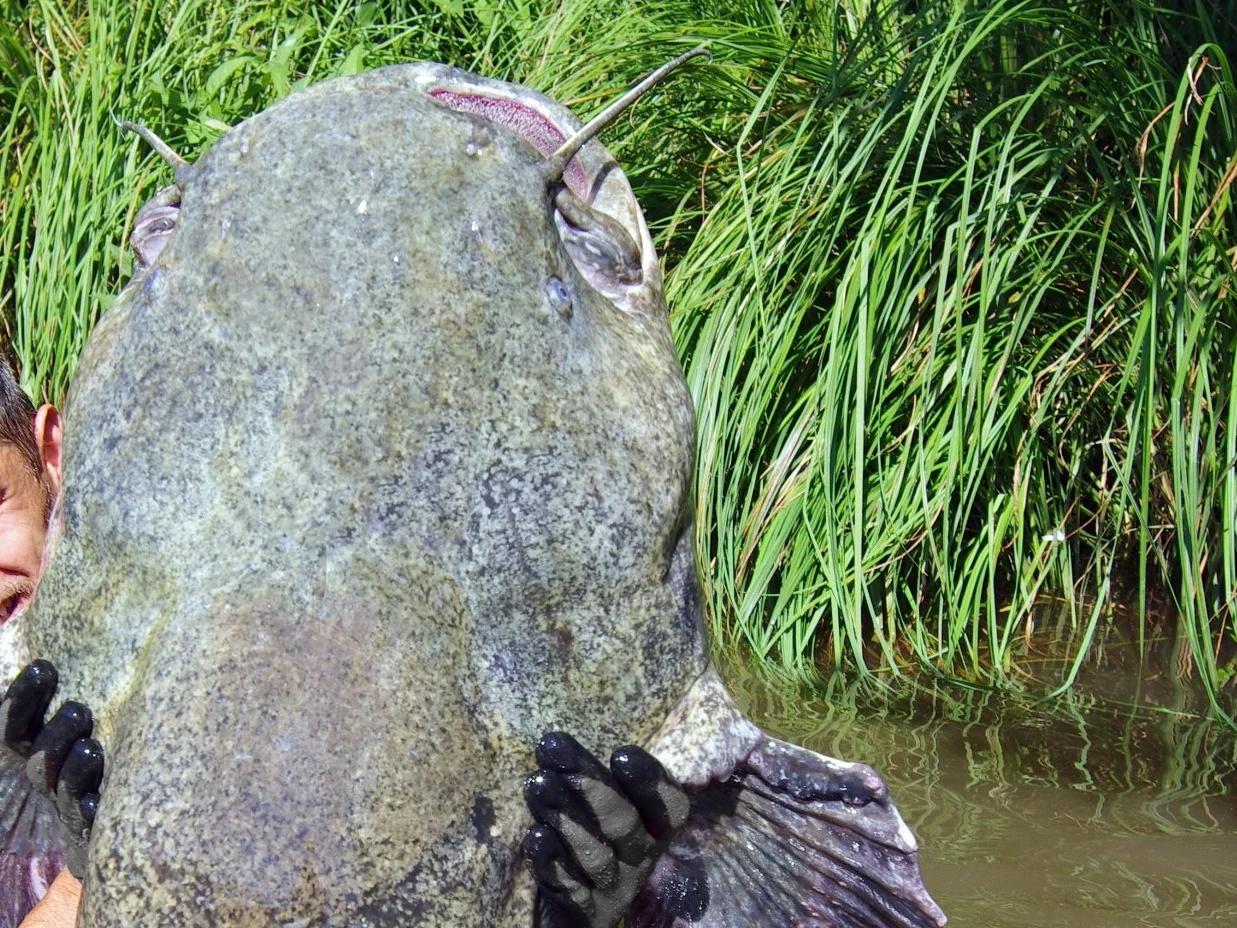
[{"x1": 33, "y1": 405, "x2": 62, "y2": 498}]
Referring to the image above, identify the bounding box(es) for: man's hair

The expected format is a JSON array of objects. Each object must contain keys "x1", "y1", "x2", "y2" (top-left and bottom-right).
[{"x1": 0, "y1": 347, "x2": 43, "y2": 479}]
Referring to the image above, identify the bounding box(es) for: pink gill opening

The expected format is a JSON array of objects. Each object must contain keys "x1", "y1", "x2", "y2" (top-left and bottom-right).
[{"x1": 429, "y1": 89, "x2": 592, "y2": 199}]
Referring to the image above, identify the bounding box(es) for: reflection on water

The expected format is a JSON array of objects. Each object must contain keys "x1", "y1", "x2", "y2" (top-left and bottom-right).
[{"x1": 723, "y1": 661, "x2": 1237, "y2": 927}]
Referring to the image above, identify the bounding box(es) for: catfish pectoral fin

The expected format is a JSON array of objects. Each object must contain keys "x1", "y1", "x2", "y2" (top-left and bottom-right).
[
  {"x1": 0, "y1": 747, "x2": 66, "y2": 928},
  {"x1": 638, "y1": 670, "x2": 947, "y2": 928},
  {"x1": 629, "y1": 736, "x2": 948, "y2": 928}
]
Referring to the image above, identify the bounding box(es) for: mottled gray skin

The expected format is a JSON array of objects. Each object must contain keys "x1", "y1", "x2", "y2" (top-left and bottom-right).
[{"x1": 22, "y1": 64, "x2": 707, "y2": 925}]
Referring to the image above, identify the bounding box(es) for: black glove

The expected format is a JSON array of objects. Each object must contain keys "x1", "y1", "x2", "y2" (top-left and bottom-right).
[
  {"x1": 523, "y1": 732, "x2": 689, "y2": 928},
  {"x1": 0, "y1": 660, "x2": 104, "y2": 879}
]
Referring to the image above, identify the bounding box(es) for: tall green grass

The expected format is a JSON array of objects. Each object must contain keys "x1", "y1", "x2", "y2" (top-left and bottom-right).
[
  {"x1": 664, "y1": 2, "x2": 1237, "y2": 718},
  {"x1": 2, "y1": 1, "x2": 1235, "y2": 717}
]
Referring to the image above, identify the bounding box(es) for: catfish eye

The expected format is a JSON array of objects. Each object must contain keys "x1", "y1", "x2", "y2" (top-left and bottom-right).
[
  {"x1": 131, "y1": 204, "x2": 182, "y2": 268},
  {"x1": 141, "y1": 217, "x2": 175, "y2": 234},
  {"x1": 545, "y1": 276, "x2": 573, "y2": 320},
  {"x1": 552, "y1": 186, "x2": 643, "y2": 287}
]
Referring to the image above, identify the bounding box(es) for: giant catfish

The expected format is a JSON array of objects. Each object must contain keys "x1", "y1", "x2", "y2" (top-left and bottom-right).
[{"x1": 0, "y1": 53, "x2": 946, "y2": 928}]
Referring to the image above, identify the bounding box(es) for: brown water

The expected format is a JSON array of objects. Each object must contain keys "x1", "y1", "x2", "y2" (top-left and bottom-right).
[{"x1": 726, "y1": 664, "x2": 1237, "y2": 927}]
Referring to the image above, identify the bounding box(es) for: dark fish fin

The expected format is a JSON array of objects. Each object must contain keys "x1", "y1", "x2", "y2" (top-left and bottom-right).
[
  {"x1": 0, "y1": 746, "x2": 66, "y2": 928},
  {"x1": 633, "y1": 670, "x2": 946, "y2": 928}
]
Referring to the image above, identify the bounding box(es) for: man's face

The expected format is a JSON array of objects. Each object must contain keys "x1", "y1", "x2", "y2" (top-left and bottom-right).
[{"x1": 0, "y1": 445, "x2": 52, "y2": 621}]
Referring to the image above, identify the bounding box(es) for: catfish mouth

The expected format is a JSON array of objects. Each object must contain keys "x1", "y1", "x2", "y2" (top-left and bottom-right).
[{"x1": 426, "y1": 87, "x2": 594, "y2": 201}]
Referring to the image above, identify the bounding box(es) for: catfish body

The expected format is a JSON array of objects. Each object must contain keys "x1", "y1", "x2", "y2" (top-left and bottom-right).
[
  {"x1": 22, "y1": 65, "x2": 705, "y2": 925},
  {"x1": 6, "y1": 63, "x2": 946, "y2": 928}
]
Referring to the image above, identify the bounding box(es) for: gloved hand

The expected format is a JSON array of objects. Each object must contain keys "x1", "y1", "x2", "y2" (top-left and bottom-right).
[
  {"x1": 523, "y1": 731, "x2": 689, "y2": 928},
  {"x1": 0, "y1": 660, "x2": 104, "y2": 879}
]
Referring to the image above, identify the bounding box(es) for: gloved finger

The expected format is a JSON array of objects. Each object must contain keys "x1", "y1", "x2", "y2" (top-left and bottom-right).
[
  {"x1": 54, "y1": 737, "x2": 103, "y2": 880},
  {"x1": 27, "y1": 701, "x2": 94, "y2": 795},
  {"x1": 56, "y1": 737, "x2": 104, "y2": 813},
  {"x1": 525, "y1": 768, "x2": 618, "y2": 891},
  {"x1": 610, "y1": 745, "x2": 690, "y2": 841},
  {"x1": 0, "y1": 660, "x2": 59, "y2": 752},
  {"x1": 523, "y1": 823, "x2": 593, "y2": 920},
  {"x1": 535, "y1": 731, "x2": 611, "y2": 779},
  {"x1": 80, "y1": 792, "x2": 100, "y2": 827},
  {"x1": 64, "y1": 835, "x2": 89, "y2": 883}
]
